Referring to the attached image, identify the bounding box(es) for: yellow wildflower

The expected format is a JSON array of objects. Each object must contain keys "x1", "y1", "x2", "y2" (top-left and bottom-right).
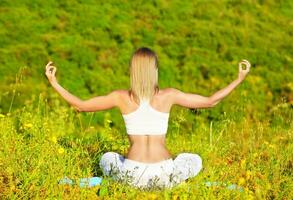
[
  {"x1": 247, "y1": 192, "x2": 255, "y2": 200},
  {"x1": 246, "y1": 170, "x2": 252, "y2": 180},
  {"x1": 172, "y1": 195, "x2": 179, "y2": 200},
  {"x1": 241, "y1": 159, "x2": 246, "y2": 168},
  {"x1": 0, "y1": 114, "x2": 5, "y2": 118},
  {"x1": 58, "y1": 147, "x2": 65, "y2": 154},
  {"x1": 238, "y1": 177, "x2": 245, "y2": 186},
  {"x1": 148, "y1": 193, "x2": 158, "y2": 200},
  {"x1": 51, "y1": 136, "x2": 57, "y2": 144},
  {"x1": 24, "y1": 123, "x2": 33, "y2": 129}
]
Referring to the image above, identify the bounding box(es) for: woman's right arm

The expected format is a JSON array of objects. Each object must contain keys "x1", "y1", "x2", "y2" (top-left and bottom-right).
[
  {"x1": 169, "y1": 60, "x2": 251, "y2": 108},
  {"x1": 45, "y1": 61, "x2": 119, "y2": 112},
  {"x1": 45, "y1": 61, "x2": 84, "y2": 110}
]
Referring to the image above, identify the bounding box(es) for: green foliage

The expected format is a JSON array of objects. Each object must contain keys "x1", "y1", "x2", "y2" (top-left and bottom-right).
[{"x1": 0, "y1": 0, "x2": 292, "y2": 114}]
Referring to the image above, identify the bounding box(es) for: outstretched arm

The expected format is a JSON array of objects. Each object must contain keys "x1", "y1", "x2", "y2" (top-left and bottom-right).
[
  {"x1": 45, "y1": 61, "x2": 119, "y2": 112},
  {"x1": 208, "y1": 77, "x2": 242, "y2": 106},
  {"x1": 170, "y1": 60, "x2": 251, "y2": 108}
]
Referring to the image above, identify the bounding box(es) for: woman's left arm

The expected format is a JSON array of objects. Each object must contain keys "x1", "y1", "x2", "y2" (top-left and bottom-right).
[
  {"x1": 45, "y1": 61, "x2": 119, "y2": 112},
  {"x1": 209, "y1": 59, "x2": 251, "y2": 106}
]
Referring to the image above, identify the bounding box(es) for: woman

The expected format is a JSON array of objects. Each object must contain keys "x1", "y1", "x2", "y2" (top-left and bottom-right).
[{"x1": 45, "y1": 47, "x2": 251, "y2": 189}]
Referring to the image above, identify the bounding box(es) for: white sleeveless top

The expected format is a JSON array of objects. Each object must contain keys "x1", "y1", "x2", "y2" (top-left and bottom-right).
[{"x1": 122, "y1": 99, "x2": 170, "y2": 135}]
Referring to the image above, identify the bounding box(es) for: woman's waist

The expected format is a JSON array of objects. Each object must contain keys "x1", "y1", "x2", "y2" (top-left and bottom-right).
[
  {"x1": 126, "y1": 145, "x2": 173, "y2": 163},
  {"x1": 128, "y1": 134, "x2": 166, "y2": 145},
  {"x1": 124, "y1": 157, "x2": 173, "y2": 167}
]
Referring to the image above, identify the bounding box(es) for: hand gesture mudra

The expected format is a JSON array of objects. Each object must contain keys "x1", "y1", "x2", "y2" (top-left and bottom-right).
[
  {"x1": 238, "y1": 59, "x2": 251, "y2": 81},
  {"x1": 45, "y1": 61, "x2": 57, "y2": 84}
]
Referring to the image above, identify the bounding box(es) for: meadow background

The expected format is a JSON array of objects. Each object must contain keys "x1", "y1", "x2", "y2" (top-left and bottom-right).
[{"x1": 0, "y1": 0, "x2": 292, "y2": 199}]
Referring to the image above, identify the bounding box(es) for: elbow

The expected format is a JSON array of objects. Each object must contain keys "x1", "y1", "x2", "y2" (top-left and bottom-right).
[
  {"x1": 73, "y1": 102, "x2": 85, "y2": 112},
  {"x1": 210, "y1": 102, "x2": 218, "y2": 107},
  {"x1": 74, "y1": 105, "x2": 83, "y2": 112},
  {"x1": 208, "y1": 99, "x2": 220, "y2": 108},
  {"x1": 76, "y1": 107, "x2": 84, "y2": 112}
]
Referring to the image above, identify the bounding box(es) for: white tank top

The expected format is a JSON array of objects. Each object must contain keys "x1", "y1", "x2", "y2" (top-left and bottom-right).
[{"x1": 122, "y1": 99, "x2": 170, "y2": 135}]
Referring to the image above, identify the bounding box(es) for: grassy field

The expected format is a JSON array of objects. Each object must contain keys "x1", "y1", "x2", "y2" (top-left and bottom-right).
[
  {"x1": 0, "y1": 93, "x2": 292, "y2": 199},
  {"x1": 0, "y1": 0, "x2": 292, "y2": 199}
]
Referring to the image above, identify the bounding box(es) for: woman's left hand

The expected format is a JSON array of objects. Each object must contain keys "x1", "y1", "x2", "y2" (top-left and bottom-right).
[{"x1": 238, "y1": 59, "x2": 251, "y2": 81}]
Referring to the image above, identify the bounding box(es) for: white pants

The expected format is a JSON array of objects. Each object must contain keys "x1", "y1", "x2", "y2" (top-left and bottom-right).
[{"x1": 99, "y1": 152, "x2": 202, "y2": 189}]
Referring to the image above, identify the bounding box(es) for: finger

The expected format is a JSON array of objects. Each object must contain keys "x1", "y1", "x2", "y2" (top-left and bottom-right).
[
  {"x1": 52, "y1": 67, "x2": 57, "y2": 76},
  {"x1": 46, "y1": 63, "x2": 52, "y2": 71},
  {"x1": 239, "y1": 62, "x2": 242, "y2": 71},
  {"x1": 243, "y1": 61, "x2": 251, "y2": 70},
  {"x1": 244, "y1": 65, "x2": 250, "y2": 72},
  {"x1": 239, "y1": 61, "x2": 246, "y2": 69},
  {"x1": 47, "y1": 66, "x2": 55, "y2": 74},
  {"x1": 50, "y1": 66, "x2": 56, "y2": 74},
  {"x1": 246, "y1": 64, "x2": 251, "y2": 71},
  {"x1": 46, "y1": 65, "x2": 53, "y2": 72},
  {"x1": 46, "y1": 61, "x2": 53, "y2": 70},
  {"x1": 242, "y1": 60, "x2": 251, "y2": 67}
]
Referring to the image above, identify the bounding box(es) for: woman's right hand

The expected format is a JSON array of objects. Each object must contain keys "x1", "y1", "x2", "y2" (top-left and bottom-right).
[
  {"x1": 238, "y1": 59, "x2": 251, "y2": 81},
  {"x1": 45, "y1": 61, "x2": 57, "y2": 84}
]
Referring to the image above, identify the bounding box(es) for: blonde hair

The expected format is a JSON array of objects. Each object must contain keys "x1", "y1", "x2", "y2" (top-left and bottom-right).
[{"x1": 128, "y1": 47, "x2": 159, "y2": 104}]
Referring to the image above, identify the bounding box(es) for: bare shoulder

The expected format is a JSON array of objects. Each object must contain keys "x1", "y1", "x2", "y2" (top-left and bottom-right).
[
  {"x1": 105, "y1": 89, "x2": 130, "y2": 110},
  {"x1": 158, "y1": 87, "x2": 179, "y2": 106},
  {"x1": 112, "y1": 89, "x2": 131, "y2": 103},
  {"x1": 112, "y1": 89, "x2": 127, "y2": 95},
  {"x1": 110, "y1": 89, "x2": 128, "y2": 100},
  {"x1": 113, "y1": 89, "x2": 129, "y2": 97},
  {"x1": 162, "y1": 87, "x2": 178, "y2": 94},
  {"x1": 161, "y1": 87, "x2": 180, "y2": 99}
]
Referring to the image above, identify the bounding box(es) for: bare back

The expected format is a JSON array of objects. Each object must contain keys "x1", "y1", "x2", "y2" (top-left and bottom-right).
[{"x1": 118, "y1": 88, "x2": 174, "y2": 162}]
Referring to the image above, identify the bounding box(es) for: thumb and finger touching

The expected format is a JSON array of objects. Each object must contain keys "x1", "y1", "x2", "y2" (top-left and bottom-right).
[
  {"x1": 45, "y1": 62, "x2": 57, "y2": 83},
  {"x1": 48, "y1": 66, "x2": 56, "y2": 76},
  {"x1": 52, "y1": 66, "x2": 56, "y2": 76},
  {"x1": 239, "y1": 60, "x2": 251, "y2": 72},
  {"x1": 45, "y1": 61, "x2": 53, "y2": 70}
]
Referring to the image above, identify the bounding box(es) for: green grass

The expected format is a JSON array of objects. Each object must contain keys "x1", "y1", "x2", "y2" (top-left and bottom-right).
[
  {"x1": 0, "y1": 93, "x2": 292, "y2": 199},
  {"x1": 0, "y1": 0, "x2": 292, "y2": 199}
]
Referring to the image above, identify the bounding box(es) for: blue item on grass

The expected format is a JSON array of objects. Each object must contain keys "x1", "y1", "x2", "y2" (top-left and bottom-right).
[
  {"x1": 203, "y1": 181, "x2": 244, "y2": 192},
  {"x1": 58, "y1": 176, "x2": 102, "y2": 188},
  {"x1": 79, "y1": 177, "x2": 103, "y2": 187}
]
